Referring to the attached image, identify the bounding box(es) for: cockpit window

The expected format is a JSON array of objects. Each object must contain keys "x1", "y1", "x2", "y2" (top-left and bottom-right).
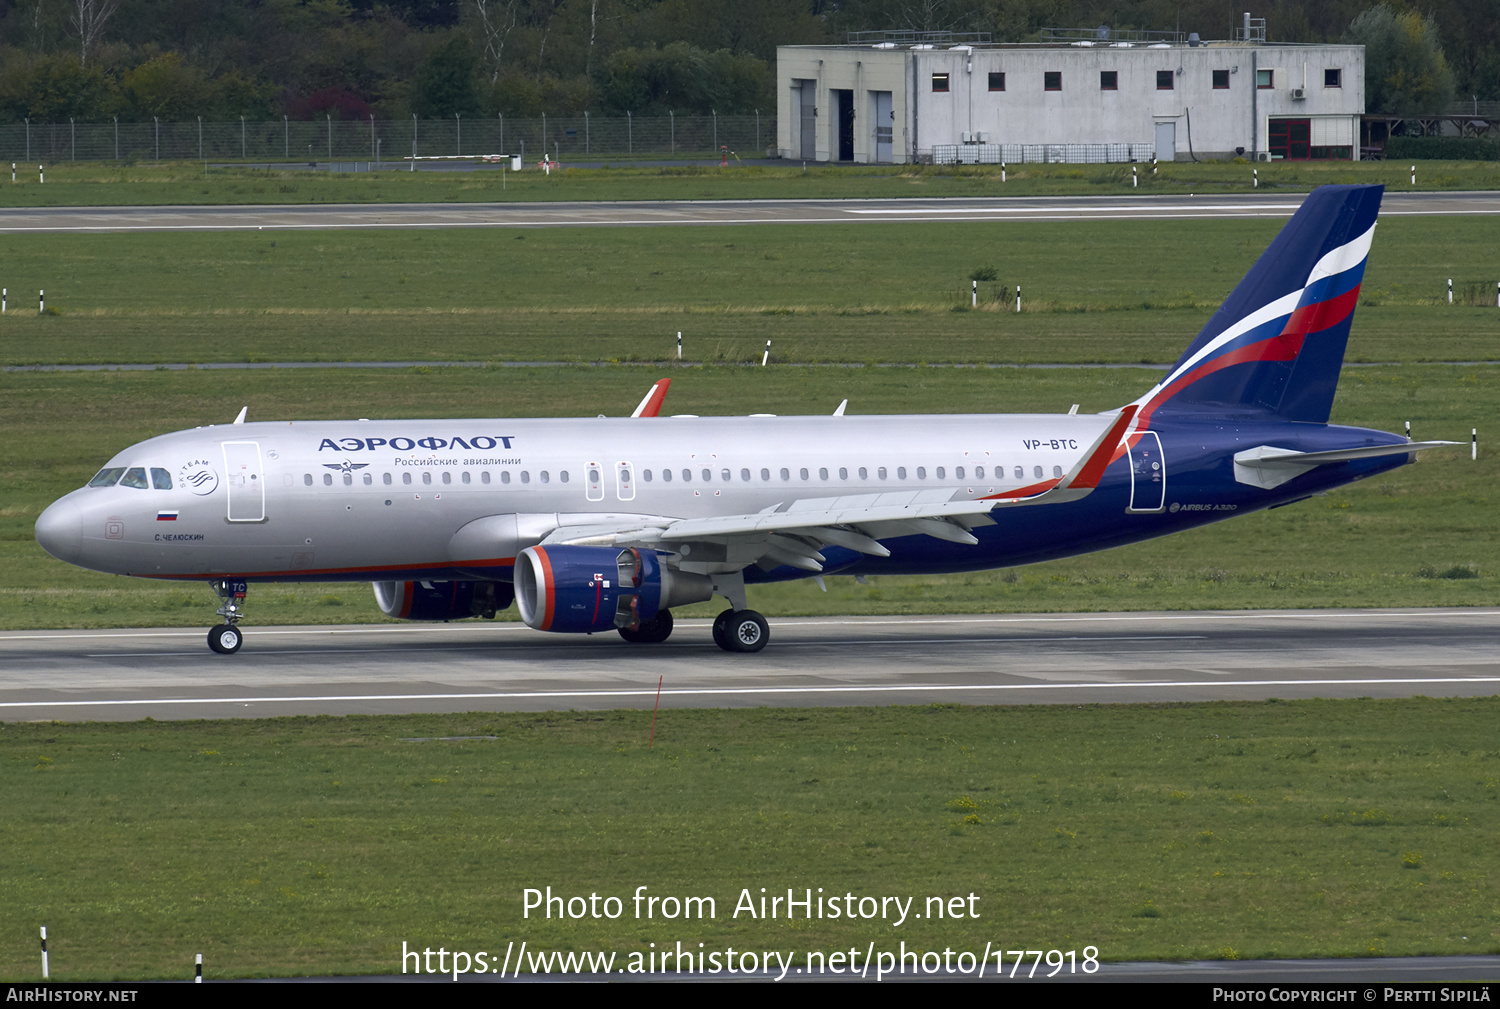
[
  {"x1": 150, "y1": 468, "x2": 172, "y2": 490},
  {"x1": 87, "y1": 467, "x2": 126, "y2": 488},
  {"x1": 120, "y1": 468, "x2": 150, "y2": 489}
]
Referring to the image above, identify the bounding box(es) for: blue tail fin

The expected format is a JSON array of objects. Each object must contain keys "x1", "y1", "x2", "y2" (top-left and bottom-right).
[{"x1": 1135, "y1": 184, "x2": 1382, "y2": 425}]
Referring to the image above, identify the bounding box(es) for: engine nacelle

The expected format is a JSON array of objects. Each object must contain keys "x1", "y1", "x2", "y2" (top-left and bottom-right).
[
  {"x1": 514, "y1": 545, "x2": 712, "y2": 633},
  {"x1": 372, "y1": 580, "x2": 514, "y2": 621}
]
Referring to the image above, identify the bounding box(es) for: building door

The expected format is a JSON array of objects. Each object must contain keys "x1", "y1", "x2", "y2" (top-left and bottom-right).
[
  {"x1": 873, "y1": 91, "x2": 893, "y2": 162},
  {"x1": 798, "y1": 81, "x2": 816, "y2": 160},
  {"x1": 834, "y1": 89, "x2": 854, "y2": 161},
  {"x1": 1269, "y1": 118, "x2": 1311, "y2": 159},
  {"x1": 221, "y1": 441, "x2": 265, "y2": 522},
  {"x1": 1154, "y1": 121, "x2": 1176, "y2": 162}
]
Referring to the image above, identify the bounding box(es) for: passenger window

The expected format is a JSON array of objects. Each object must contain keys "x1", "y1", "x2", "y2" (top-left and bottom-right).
[
  {"x1": 780, "y1": 468, "x2": 789, "y2": 480},
  {"x1": 481, "y1": 472, "x2": 491, "y2": 484},
  {"x1": 1014, "y1": 465, "x2": 1023, "y2": 479},
  {"x1": 720, "y1": 468, "x2": 730, "y2": 482},
  {"x1": 540, "y1": 471, "x2": 550, "y2": 484},
  {"x1": 1053, "y1": 465, "x2": 1063, "y2": 478},
  {"x1": 662, "y1": 468, "x2": 672, "y2": 483},
  {"x1": 461, "y1": 471, "x2": 471, "y2": 484},
  {"x1": 682, "y1": 469, "x2": 691, "y2": 482},
  {"x1": 343, "y1": 473, "x2": 353, "y2": 486},
  {"x1": 383, "y1": 472, "x2": 392, "y2": 485},
  {"x1": 324, "y1": 473, "x2": 334, "y2": 486},
  {"x1": 501, "y1": 471, "x2": 511, "y2": 484},
  {"x1": 150, "y1": 468, "x2": 172, "y2": 489},
  {"x1": 936, "y1": 466, "x2": 946, "y2": 479},
  {"x1": 303, "y1": 473, "x2": 313, "y2": 486},
  {"x1": 955, "y1": 466, "x2": 964, "y2": 479},
  {"x1": 560, "y1": 471, "x2": 569, "y2": 483},
  {"x1": 643, "y1": 469, "x2": 653, "y2": 482},
  {"x1": 838, "y1": 467, "x2": 848, "y2": 480},
  {"x1": 916, "y1": 467, "x2": 927, "y2": 479},
  {"x1": 1034, "y1": 465, "x2": 1043, "y2": 479},
  {"x1": 858, "y1": 467, "x2": 867, "y2": 480},
  {"x1": 800, "y1": 468, "x2": 809, "y2": 480},
  {"x1": 741, "y1": 468, "x2": 751, "y2": 482},
  {"x1": 819, "y1": 467, "x2": 829, "y2": 481},
  {"x1": 761, "y1": 468, "x2": 771, "y2": 481},
  {"x1": 442, "y1": 471, "x2": 452, "y2": 485},
  {"x1": 878, "y1": 467, "x2": 887, "y2": 480},
  {"x1": 897, "y1": 467, "x2": 907, "y2": 479},
  {"x1": 703, "y1": 469, "x2": 712, "y2": 482},
  {"x1": 403, "y1": 473, "x2": 413, "y2": 485},
  {"x1": 88, "y1": 467, "x2": 126, "y2": 488},
  {"x1": 521, "y1": 471, "x2": 531, "y2": 484},
  {"x1": 363, "y1": 473, "x2": 373, "y2": 485},
  {"x1": 121, "y1": 467, "x2": 150, "y2": 489},
  {"x1": 422, "y1": 472, "x2": 432, "y2": 485},
  {"x1": 975, "y1": 465, "x2": 984, "y2": 479}
]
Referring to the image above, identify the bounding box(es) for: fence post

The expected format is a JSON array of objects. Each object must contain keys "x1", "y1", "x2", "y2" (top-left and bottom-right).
[
  {"x1": 326, "y1": 114, "x2": 332, "y2": 159},
  {"x1": 541, "y1": 112, "x2": 547, "y2": 157},
  {"x1": 585, "y1": 111, "x2": 589, "y2": 154},
  {"x1": 242, "y1": 115, "x2": 247, "y2": 159},
  {"x1": 24, "y1": 118, "x2": 29, "y2": 161},
  {"x1": 627, "y1": 111, "x2": 632, "y2": 154},
  {"x1": 499, "y1": 113, "x2": 504, "y2": 154},
  {"x1": 456, "y1": 112, "x2": 461, "y2": 156},
  {"x1": 114, "y1": 116, "x2": 118, "y2": 160},
  {"x1": 153, "y1": 116, "x2": 159, "y2": 160},
  {"x1": 670, "y1": 110, "x2": 674, "y2": 154},
  {"x1": 370, "y1": 114, "x2": 375, "y2": 159},
  {"x1": 198, "y1": 116, "x2": 202, "y2": 161},
  {"x1": 712, "y1": 109, "x2": 717, "y2": 153},
  {"x1": 411, "y1": 113, "x2": 417, "y2": 170},
  {"x1": 283, "y1": 115, "x2": 288, "y2": 158},
  {"x1": 756, "y1": 109, "x2": 760, "y2": 151}
]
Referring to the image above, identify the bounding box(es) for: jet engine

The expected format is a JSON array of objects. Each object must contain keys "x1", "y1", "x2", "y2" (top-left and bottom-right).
[
  {"x1": 514, "y1": 545, "x2": 712, "y2": 633},
  {"x1": 372, "y1": 579, "x2": 513, "y2": 621}
]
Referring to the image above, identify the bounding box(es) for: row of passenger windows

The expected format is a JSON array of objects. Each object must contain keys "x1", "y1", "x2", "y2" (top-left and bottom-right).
[{"x1": 302, "y1": 463, "x2": 1066, "y2": 488}]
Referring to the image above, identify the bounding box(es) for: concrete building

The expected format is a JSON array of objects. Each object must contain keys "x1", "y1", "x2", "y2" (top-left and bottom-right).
[{"x1": 777, "y1": 26, "x2": 1364, "y2": 164}]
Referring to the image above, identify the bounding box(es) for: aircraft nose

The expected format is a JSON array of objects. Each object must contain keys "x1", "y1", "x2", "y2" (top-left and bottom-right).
[{"x1": 35, "y1": 498, "x2": 82, "y2": 565}]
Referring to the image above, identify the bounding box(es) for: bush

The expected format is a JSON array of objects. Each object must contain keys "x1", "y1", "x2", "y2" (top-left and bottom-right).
[{"x1": 1383, "y1": 137, "x2": 1500, "y2": 161}]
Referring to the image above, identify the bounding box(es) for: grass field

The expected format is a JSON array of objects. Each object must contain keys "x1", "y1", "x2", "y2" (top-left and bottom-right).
[
  {"x1": 2, "y1": 216, "x2": 1498, "y2": 367},
  {"x1": 1, "y1": 363, "x2": 1493, "y2": 630},
  {"x1": 2, "y1": 699, "x2": 1497, "y2": 979},
  {"x1": 3, "y1": 158, "x2": 1499, "y2": 207}
]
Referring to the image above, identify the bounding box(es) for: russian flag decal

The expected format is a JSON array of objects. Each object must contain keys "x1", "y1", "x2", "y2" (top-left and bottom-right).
[{"x1": 157, "y1": 511, "x2": 179, "y2": 522}]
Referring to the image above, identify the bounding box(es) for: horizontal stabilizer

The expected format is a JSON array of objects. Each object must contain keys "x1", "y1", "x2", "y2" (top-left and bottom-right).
[{"x1": 1234, "y1": 441, "x2": 1458, "y2": 490}]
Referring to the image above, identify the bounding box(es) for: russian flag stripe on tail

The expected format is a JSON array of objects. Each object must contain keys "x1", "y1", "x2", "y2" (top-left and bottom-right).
[{"x1": 1134, "y1": 184, "x2": 1382, "y2": 425}]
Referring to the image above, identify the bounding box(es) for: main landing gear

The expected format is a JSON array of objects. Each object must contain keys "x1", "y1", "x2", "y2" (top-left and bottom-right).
[
  {"x1": 618, "y1": 609, "x2": 674, "y2": 644},
  {"x1": 207, "y1": 579, "x2": 247, "y2": 655},
  {"x1": 712, "y1": 609, "x2": 769, "y2": 653}
]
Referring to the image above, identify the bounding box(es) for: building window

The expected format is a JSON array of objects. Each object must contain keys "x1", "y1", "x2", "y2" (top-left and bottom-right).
[
  {"x1": 1324, "y1": 68, "x2": 1341, "y2": 88},
  {"x1": 932, "y1": 73, "x2": 950, "y2": 92},
  {"x1": 1100, "y1": 70, "x2": 1117, "y2": 90},
  {"x1": 988, "y1": 71, "x2": 1005, "y2": 91},
  {"x1": 1044, "y1": 71, "x2": 1061, "y2": 91},
  {"x1": 1257, "y1": 69, "x2": 1273, "y2": 89},
  {"x1": 1156, "y1": 70, "x2": 1174, "y2": 90},
  {"x1": 1213, "y1": 69, "x2": 1230, "y2": 89}
]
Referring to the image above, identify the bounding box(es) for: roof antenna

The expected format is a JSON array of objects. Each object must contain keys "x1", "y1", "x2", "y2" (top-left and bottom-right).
[{"x1": 232, "y1": 407, "x2": 247, "y2": 425}]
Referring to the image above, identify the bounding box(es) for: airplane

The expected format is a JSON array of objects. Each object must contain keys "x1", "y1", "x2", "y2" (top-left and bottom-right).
[{"x1": 34, "y1": 184, "x2": 1454, "y2": 655}]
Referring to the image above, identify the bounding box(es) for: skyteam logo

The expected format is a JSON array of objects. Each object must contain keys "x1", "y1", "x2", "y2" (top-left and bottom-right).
[{"x1": 178, "y1": 459, "x2": 219, "y2": 496}]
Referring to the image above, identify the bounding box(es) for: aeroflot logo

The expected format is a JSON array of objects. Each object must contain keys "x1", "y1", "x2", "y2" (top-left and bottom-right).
[{"x1": 317, "y1": 435, "x2": 517, "y2": 452}]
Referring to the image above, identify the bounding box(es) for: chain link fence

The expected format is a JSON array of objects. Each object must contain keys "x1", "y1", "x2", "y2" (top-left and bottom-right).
[{"x1": 0, "y1": 114, "x2": 777, "y2": 163}]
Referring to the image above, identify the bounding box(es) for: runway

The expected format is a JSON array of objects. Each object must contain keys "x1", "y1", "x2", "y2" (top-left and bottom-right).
[
  {"x1": 2, "y1": 191, "x2": 1498, "y2": 233},
  {"x1": 2, "y1": 608, "x2": 1496, "y2": 721}
]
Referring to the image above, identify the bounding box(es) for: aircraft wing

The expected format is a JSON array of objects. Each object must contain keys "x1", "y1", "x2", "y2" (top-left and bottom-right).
[{"x1": 542, "y1": 407, "x2": 1137, "y2": 573}]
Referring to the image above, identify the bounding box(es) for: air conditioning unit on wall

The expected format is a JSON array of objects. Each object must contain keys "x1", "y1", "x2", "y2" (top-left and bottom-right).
[
  {"x1": 1290, "y1": 87, "x2": 1307, "y2": 100},
  {"x1": 1256, "y1": 151, "x2": 1273, "y2": 161}
]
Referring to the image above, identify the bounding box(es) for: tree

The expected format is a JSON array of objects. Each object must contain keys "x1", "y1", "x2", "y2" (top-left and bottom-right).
[
  {"x1": 1345, "y1": 3, "x2": 1456, "y2": 114},
  {"x1": 69, "y1": 0, "x2": 122, "y2": 65},
  {"x1": 413, "y1": 33, "x2": 480, "y2": 116}
]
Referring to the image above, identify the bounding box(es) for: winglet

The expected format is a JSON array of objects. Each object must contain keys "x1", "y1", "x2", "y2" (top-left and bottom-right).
[
  {"x1": 233, "y1": 406, "x2": 248, "y2": 425},
  {"x1": 630, "y1": 379, "x2": 672, "y2": 418}
]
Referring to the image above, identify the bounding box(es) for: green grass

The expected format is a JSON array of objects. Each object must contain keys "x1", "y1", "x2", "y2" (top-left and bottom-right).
[
  {"x1": 3, "y1": 158, "x2": 1499, "y2": 207},
  {"x1": 1, "y1": 216, "x2": 1498, "y2": 366},
  {"x1": 2, "y1": 700, "x2": 1498, "y2": 979},
  {"x1": 1, "y1": 363, "x2": 1493, "y2": 630}
]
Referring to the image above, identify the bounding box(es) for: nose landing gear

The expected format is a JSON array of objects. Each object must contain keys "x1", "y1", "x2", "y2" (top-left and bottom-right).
[{"x1": 207, "y1": 579, "x2": 247, "y2": 654}]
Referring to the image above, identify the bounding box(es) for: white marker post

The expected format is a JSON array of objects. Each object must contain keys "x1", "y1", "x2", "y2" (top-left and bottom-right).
[
  {"x1": 1405, "y1": 420, "x2": 1412, "y2": 442},
  {"x1": 1132, "y1": 166, "x2": 1138, "y2": 188},
  {"x1": 1473, "y1": 428, "x2": 1478, "y2": 461},
  {"x1": 10, "y1": 163, "x2": 14, "y2": 182},
  {"x1": 1496, "y1": 281, "x2": 1499, "y2": 308},
  {"x1": 40, "y1": 927, "x2": 48, "y2": 979},
  {"x1": 1000, "y1": 161, "x2": 1006, "y2": 183},
  {"x1": 972, "y1": 279, "x2": 977, "y2": 307},
  {"x1": 1015, "y1": 285, "x2": 1021, "y2": 313},
  {"x1": 762, "y1": 340, "x2": 771, "y2": 366},
  {"x1": 676, "y1": 331, "x2": 682, "y2": 359},
  {"x1": 39, "y1": 289, "x2": 44, "y2": 314},
  {"x1": 2, "y1": 288, "x2": 6, "y2": 313},
  {"x1": 1152, "y1": 157, "x2": 1158, "y2": 176},
  {"x1": 195, "y1": 953, "x2": 202, "y2": 983},
  {"x1": 39, "y1": 164, "x2": 44, "y2": 183},
  {"x1": 1448, "y1": 278, "x2": 1453, "y2": 305},
  {"x1": 1411, "y1": 165, "x2": 1416, "y2": 185}
]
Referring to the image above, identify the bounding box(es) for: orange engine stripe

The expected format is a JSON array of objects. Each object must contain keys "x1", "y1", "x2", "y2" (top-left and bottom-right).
[{"x1": 535, "y1": 547, "x2": 556, "y2": 631}]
